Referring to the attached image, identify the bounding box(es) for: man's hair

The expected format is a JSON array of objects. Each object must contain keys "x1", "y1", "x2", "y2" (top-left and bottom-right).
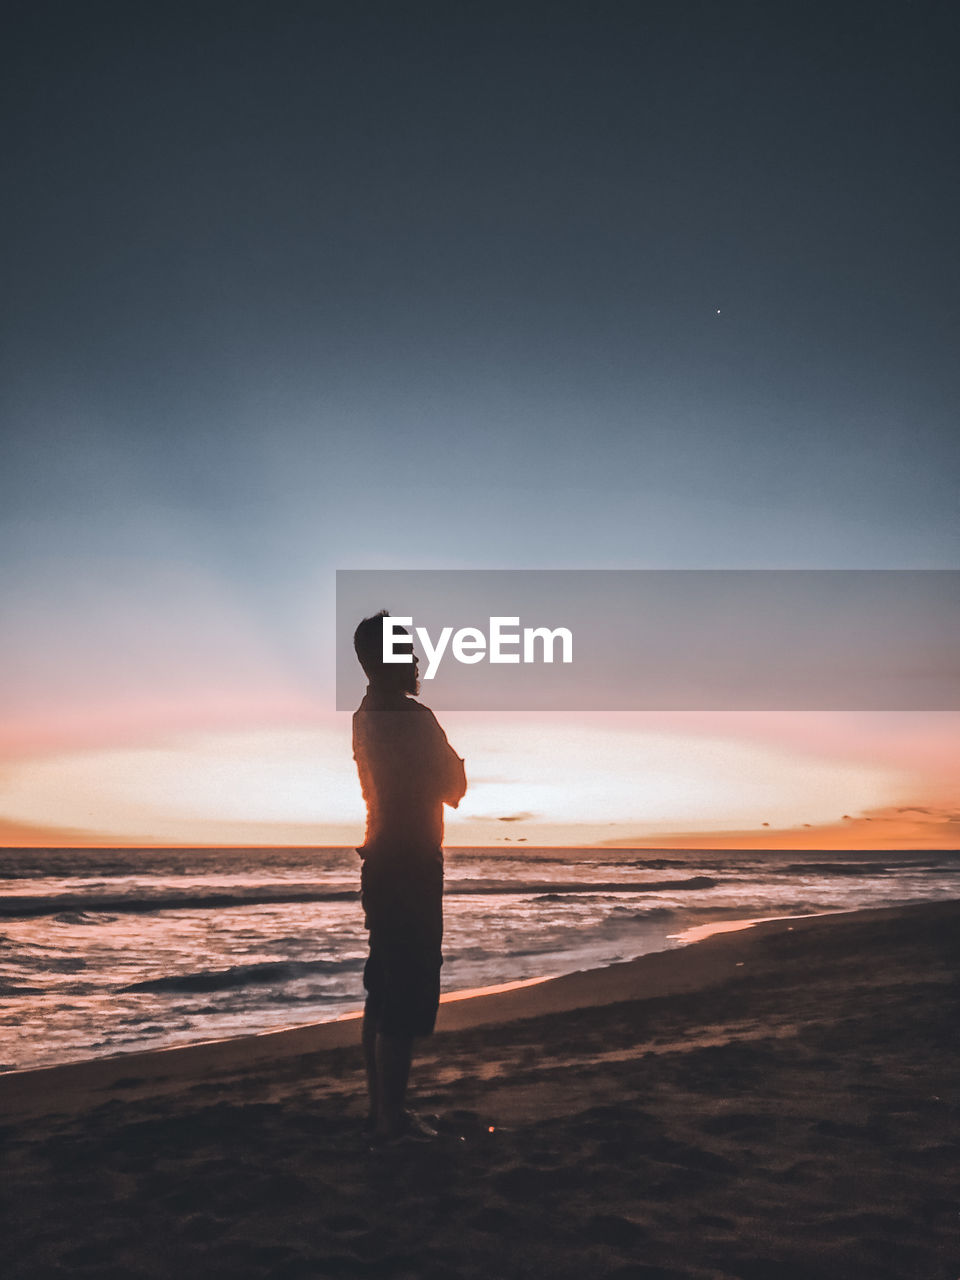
[{"x1": 353, "y1": 609, "x2": 411, "y2": 680}]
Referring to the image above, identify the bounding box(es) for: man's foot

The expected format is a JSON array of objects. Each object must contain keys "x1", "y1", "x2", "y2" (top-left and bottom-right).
[
  {"x1": 402, "y1": 1109, "x2": 439, "y2": 1139},
  {"x1": 371, "y1": 1109, "x2": 439, "y2": 1146}
]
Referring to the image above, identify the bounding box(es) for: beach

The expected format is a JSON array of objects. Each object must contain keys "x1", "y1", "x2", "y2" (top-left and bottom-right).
[{"x1": 1, "y1": 900, "x2": 957, "y2": 1279}]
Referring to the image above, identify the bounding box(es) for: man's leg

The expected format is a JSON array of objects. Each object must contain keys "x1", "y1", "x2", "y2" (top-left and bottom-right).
[
  {"x1": 362, "y1": 1006, "x2": 379, "y2": 1128},
  {"x1": 374, "y1": 1032, "x2": 413, "y2": 1138}
]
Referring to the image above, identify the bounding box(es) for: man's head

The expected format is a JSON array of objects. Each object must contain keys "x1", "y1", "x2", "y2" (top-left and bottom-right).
[{"x1": 353, "y1": 610, "x2": 420, "y2": 695}]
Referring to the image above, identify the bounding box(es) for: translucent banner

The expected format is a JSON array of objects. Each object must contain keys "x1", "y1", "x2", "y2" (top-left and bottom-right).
[{"x1": 336, "y1": 570, "x2": 959, "y2": 711}]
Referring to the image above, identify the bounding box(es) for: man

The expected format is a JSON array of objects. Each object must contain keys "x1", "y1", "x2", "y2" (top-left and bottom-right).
[{"x1": 352, "y1": 610, "x2": 467, "y2": 1142}]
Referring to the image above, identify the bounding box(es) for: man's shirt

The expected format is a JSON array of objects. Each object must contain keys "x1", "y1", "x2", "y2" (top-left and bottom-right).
[{"x1": 352, "y1": 686, "x2": 467, "y2": 860}]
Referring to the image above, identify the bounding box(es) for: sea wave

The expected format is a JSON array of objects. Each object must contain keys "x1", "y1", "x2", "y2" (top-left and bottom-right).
[
  {"x1": 0, "y1": 890, "x2": 360, "y2": 919},
  {"x1": 0, "y1": 877, "x2": 718, "y2": 919},
  {"x1": 780, "y1": 861, "x2": 958, "y2": 877},
  {"x1": 120, "y1": 956, "x2": 364, "y2": 994},
  {"x1": 782, "y1": 862, "x2": 897, "y2": 877},
  {"x1": 451, "y1": 876, "x2": 718, "y2": 895},
  {"x1": 0, "y1": 981, "x2": 44, "y2": 996}
]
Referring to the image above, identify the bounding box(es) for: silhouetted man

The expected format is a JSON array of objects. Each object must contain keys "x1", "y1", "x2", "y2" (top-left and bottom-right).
[{"x1": 352, "y1": 610, "x2": 467, "y2": 1142}]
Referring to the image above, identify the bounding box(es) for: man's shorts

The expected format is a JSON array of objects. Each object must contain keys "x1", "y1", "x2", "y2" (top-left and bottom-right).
[{"x1": 360, "y1": 851, "x2": 443, "y2": 1039}]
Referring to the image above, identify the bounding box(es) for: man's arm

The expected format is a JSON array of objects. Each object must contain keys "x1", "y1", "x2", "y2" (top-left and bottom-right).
[
  {"x1": 423, "y1": 708, "x2": 467, "y2": 809},
  {"x1": 441, "y1": 745, "x2": 467, "y2": 810}
]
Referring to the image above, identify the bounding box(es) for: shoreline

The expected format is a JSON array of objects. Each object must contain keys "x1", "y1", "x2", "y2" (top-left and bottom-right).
[
  {"x1": 4, "y1": 897, "x2": 957, "y2": 1278},
  {"x1": 0, "y1": 900, "x2": 948, "y2": 1118}
]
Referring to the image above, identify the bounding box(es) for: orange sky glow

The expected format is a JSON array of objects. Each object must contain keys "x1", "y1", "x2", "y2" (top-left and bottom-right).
[{"x1": 1, "y1": 708, "x2": 956, "y2": 851}]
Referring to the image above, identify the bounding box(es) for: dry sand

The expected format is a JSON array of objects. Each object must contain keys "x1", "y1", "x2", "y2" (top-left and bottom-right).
[{"x1": 1, "y1": 901, "x2": 957, "y2": 1279}]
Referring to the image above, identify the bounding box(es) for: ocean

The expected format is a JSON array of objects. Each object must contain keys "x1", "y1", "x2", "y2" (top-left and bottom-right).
[{"x1": 1, "y1": 845, "x2": 958, "y2": 1072}]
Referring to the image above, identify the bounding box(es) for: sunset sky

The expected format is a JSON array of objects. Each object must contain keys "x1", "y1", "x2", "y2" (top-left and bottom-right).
[{"x1": 2, "y1": 2, "x2": 957, "y2": 850}]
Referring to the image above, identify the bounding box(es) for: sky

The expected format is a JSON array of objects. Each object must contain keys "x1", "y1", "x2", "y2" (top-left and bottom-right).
[{"x1": 2, "y1": 0, "x2": 958, "y2": 848}]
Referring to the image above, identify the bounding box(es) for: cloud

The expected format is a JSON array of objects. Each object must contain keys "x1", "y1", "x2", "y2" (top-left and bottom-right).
[
  {"x1": 895, "y1": 805, "x2": 960, "y2": 823},
  {"x1": 601, "y1": 801, "x2": 960, "y2": 850}
]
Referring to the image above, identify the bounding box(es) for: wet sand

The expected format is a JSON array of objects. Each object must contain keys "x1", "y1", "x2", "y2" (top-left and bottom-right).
[{"x1": 1, "y1": 901, "x2": 958, "y2": 1279}]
